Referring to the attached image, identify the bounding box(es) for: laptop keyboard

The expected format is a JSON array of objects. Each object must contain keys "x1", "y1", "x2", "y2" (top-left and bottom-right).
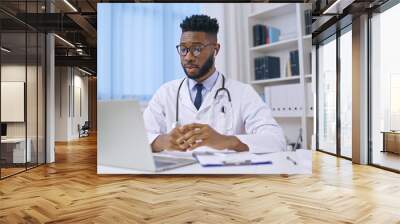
[
  {"x1": 154, "y1": 160, "x2": 176, "y2": 167},
  {"x1": 153, "y1": 156, "x2": 194, "y2": 168}
]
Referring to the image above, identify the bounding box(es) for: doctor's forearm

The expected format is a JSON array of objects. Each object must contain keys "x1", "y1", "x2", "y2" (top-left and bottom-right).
[
  {"x1": 151, "y1": 134, "x2": 168, "y2": 152},
  {"x1": 225, "y1": 136, "x2": 249, "y2": 152},
  {"x1": 151, "y1": 133, "x2": 186, "y2": 152}
]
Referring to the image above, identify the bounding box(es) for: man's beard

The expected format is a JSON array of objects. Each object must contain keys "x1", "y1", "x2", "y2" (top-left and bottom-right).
[{"x1": 182, "y1": 54, "x2": 215, "y2": 80}]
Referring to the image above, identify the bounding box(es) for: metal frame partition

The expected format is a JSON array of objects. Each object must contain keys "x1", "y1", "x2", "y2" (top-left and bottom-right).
[
  {"x1": 314, "y1": 15, "x2": 353, "y2": 161},
  {"x1": 0, "y1": 0, "x2": 47, "y2": 180},
  {"x1": 367, "y1": 0, "x2": 400, "y2": 173}
]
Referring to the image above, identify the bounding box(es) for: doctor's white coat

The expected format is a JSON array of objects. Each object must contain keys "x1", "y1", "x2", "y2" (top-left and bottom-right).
[{"x1": 143, "y1": 74, "x2": 286, "y2": 153}]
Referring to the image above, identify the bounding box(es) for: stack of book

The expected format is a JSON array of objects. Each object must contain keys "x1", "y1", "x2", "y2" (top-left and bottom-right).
[
  {"x1": 254, "y1": 56, "x2": 280, "y2": 80},
  {"x1": 253, "y1": 24, "x2": 281, "y2": 47},
  {"x1": 304, "y1": 9, "x2": 312, "y2": 35}
]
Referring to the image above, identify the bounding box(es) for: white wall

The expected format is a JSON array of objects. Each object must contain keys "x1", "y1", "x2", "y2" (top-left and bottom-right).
[
  {"x1": 55, "y1": 67, "x2": 69, "y2": 141},
  {"x1": 55, "y1": 67, "x2": 89, "y2": 141},
  {"x1": 71, "y1": 73, "x2": 89, "y2": 138},
  {"x1": 1, "y1": 65, "x2": 40, "y2": 137},
  {"x1": 1, "y1": 63, "x2": 47, "y2": 163}
]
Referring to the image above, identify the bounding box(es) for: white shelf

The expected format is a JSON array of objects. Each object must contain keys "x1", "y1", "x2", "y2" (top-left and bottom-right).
[
  {"x1": 250, "y1": 38, "x2": 298, "y2": 53},
  {"x1": 248, "y1": 4, "x2": 313, "y2": 149},
  {"x1": 249, "y1": 4, "x2": 294, "y2": 21},
  {"x1": 251, "y1": 76, "x2": 300, "y2": 85},
  {"x1": 273, "y1": 114, "x2": 314, "y2": 118},
  {"x1": 251, "y1": 74, "x2": 312, "y2": 86},
  {"x1": 274, "y1": 115, "x2": 302, "y2": 118},
  {"x1": 303, "y1": 34, "x2": 312, "y2": 40}
]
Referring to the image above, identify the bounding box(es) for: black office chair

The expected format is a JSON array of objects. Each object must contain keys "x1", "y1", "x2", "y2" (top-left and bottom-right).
[{"x1": 79, "y1": 121, "x2": 90, "y2": 138}]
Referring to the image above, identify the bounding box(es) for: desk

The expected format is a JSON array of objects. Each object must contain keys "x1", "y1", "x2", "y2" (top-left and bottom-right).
[
  {"x1": 1, "y1": 138, "x2": 31, "y2": 164},
  {"x1": 98, "y1": 149, "x2": 312, "y2": 174}
]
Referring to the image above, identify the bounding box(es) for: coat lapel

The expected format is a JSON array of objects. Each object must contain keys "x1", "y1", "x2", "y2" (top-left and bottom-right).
[
  {"x1": 198, "y1": 73, "x2": 223, "y2": 113},
  {"x1": 179, "y1": 78, "x2": 198, "y2": 113}
]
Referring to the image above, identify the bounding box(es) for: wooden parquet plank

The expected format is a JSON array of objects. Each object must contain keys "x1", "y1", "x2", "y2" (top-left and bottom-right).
[{"x1": 0, "y1": 134, "x2": 400, "y2": 223}]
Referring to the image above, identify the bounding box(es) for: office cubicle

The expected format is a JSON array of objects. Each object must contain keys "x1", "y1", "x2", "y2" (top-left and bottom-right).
[{"x1": 0, "y1": 1, "x2": 46, "y2": 179}]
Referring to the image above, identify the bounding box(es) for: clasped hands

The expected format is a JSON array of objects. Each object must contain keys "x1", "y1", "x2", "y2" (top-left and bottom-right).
[{"x1": 152, "y1": 123, "x2": 248, "y2": 152}]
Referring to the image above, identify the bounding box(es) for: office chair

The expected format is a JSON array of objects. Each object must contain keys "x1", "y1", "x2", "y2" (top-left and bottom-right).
[{"x1": 79, "y1": 121, "x2": 90, "y2": 138}]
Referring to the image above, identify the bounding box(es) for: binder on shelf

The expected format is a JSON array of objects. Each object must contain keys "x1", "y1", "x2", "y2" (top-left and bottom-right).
[
  {"x1": 264, "y1": 56, "x2": 280, "y2": 79},
  {"x1": 290, "y1": 50, "x2": 299, "y2": 76},
  {"x1": 254, "y1": 56, "x2": 280, "y2": 80},
  {"x1": 268, "y1": 26, "x2": 281, "y2": 43},
  {"x1": 295, "y1": 84, "x2": 304, "y2": 116},
  {"x1": 252, "y1": 25, "x2": 281, "y2": 46},
  {"x1": 284, "y1": 84, "x2": 301, "y2": 117},
  {"x1": 265, "y1": 84, "x2": 309, "y2": 118},
  {"x1": 304, "y1": 9, "x2": 312, "y2": 35},
  {"x1": 253, "y1": 25, "x2": 260, "y2": 46},
  {"x1": 266, "y1": 26, "x2": 270, "y2": 44},
  {"x1": 254, "y1": 57, "x2": 263, "y2": 80},
  {"x1": 276, "y1": 85, "x2": 287, "y2": 117},
  {"x1": 264, "y1": 26, "x2": 269, "y2": 45},
  {"x1": 286, "y1": 84, "x2": 295, "y2": 116},
  {"x1": 253, "y1": 24, "x2": 267, "y2": 46},
  {"x1": 268, "y1": 86, "x2": 279, "y2": 116},
  {"x1": 285, "y1": 56, "x2": 292, "y2": 77},
  {"x1": 279, "y1": 85, "x2": 288, "y2": 117}
]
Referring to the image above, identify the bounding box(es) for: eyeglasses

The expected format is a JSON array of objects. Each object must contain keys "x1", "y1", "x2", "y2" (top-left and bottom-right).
[{"x1": 176, "y1": 43, "x2": 215, "y2": 57}]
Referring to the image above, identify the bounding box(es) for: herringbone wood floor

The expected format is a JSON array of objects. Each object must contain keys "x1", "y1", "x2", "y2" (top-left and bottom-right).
[{"x1": 1, "y1": 134, "x2": 400, "y2": 224}]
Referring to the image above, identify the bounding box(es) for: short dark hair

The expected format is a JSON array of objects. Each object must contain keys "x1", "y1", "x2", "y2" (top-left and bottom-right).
[{"x1": 180, "y1": 14, "x2": 219, "y2": 35}]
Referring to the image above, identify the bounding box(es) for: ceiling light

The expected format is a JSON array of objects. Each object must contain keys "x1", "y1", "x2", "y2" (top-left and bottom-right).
[
  {"x1": 54, "y1": 34, "x2": 75, "y2": 48},
  {"x1": 1, "y1": 47, "x2": 11, "y2": 53},
  {"x1": 63, "y1": 0, "x2": 78, "y2": 12},
  {"x1": 323, "y1": 0, "x2": 355, "y2": 15},
  {"x1": 78, "y1": 67, "x2": 92, "y2": 76}
]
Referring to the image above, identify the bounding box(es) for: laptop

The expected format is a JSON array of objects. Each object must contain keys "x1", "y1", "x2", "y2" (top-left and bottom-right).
[{"x1": 98, "y1": 100, "x2": 196, "y2": 172}]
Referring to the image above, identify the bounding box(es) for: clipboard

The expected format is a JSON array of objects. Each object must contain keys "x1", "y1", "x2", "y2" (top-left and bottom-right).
[{"x1": 193, "y1": 151, "x2": 273, "y2": 167}]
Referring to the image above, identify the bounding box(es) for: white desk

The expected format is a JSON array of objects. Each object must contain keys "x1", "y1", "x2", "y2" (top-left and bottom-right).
[
  {"x1": 98, "y1": 149, "x2": 312, "y2": 175},
  {"x1": 1, "y1": 138, "x2": 31, "y2": 163}
]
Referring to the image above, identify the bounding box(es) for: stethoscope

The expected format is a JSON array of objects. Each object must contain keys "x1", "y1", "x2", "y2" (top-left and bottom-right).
[{"x1": 174, "y1": 72, "x2": 231, "y2": 128}]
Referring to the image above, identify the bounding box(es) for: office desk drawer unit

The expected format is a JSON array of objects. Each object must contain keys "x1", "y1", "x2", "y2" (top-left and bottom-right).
[
  {"x1": 0, "y1": 138, "x2": 32, "y2": 165},
  {"x1": 382, "y1": 132, "x2": 400, "y2": 154}
]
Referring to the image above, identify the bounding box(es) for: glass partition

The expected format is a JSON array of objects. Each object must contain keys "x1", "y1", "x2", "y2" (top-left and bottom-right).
[
  {"x1": 0, "y1": 1, "x2": 46, "y2": 179},
  {"x1": 370, "y1": 3, "x2": 400, "y2": 171},
  {"x1": 1, "y1": 31, "x2": 28, "y2": 177},
  {"x1": 317, "y1": 35, "x2": 337, "y2": 155},
  {"x1": 339, "y1": 26, "x2": 352, "y2": 158}
]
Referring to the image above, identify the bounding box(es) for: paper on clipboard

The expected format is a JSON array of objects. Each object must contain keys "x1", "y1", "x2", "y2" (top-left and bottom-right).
[
  {"x1": 158, "y1": 146, "x2": 235, "y2": 159},
  {"x1": 194, "y1": 152, "x2": 273, "y2": 167}
]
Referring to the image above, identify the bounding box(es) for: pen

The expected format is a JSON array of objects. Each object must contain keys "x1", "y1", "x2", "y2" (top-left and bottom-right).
[
  {"x1": 202, "y1": 161, "x2": 272, "y2": 167},
  {"x1": 286, "y1": 156, "x2": 297, "y2": 165}
]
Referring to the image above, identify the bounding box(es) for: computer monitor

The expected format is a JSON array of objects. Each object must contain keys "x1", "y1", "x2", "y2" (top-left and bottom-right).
[{"x1": 1, "y1": 123, "x2": 7, "y2": 137}]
